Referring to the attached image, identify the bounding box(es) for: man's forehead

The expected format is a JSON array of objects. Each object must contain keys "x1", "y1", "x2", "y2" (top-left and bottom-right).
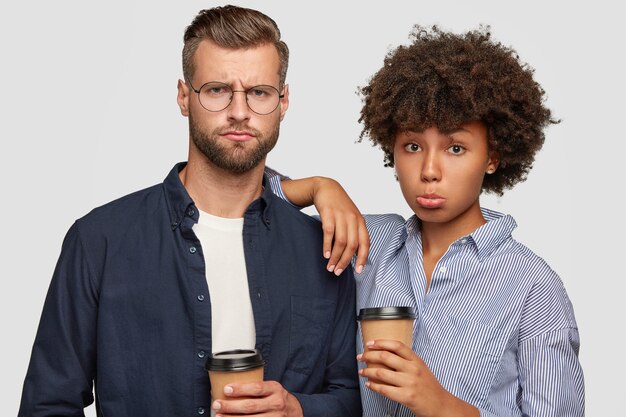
[
  {"x1": 194, "y1": 39, "x2": 278, "y2": 61},
  {"x1": 192, "y1": 40, "x2": 280, "y2": 81}
]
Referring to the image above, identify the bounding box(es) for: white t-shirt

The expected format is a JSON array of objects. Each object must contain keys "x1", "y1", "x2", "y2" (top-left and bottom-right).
[{"x1": 192, "y1": 210, "x2": 256, "y2": 353}]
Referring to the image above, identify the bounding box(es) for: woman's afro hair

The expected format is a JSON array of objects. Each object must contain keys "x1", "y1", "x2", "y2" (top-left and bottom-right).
[{"x1": 358, "y1": 25, "x2": 559, "y2": 195}]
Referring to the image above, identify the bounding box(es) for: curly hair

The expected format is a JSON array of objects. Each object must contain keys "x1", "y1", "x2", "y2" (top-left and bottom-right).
[{"x1": 358, "y1": 25, "x2": 558, "y2": 195}]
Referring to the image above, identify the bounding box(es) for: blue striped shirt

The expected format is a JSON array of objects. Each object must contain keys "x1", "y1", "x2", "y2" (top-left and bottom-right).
[
  {"x1": 356, "y1": 210, "x2": 584, "y2": 417},
  {"x1": 266, "y1": 174, "x2": 584, "y2": 416}
]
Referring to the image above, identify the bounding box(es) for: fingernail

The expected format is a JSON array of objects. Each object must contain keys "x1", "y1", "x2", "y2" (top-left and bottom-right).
[
  {"x1": 324, "y1": 251, "x2": 331, "y2": 259},
  {"x1": 358, "y1": 369, "x2": 363, "y2": 375},
  {"x1": 356, "y1": 264, "x2": 364, "y2": 274},
  {"x1": 334, "y1": 268, "x2": 343, "y2": 276},
  {"x1": 366, "y1": 341, "x2": 374, "y2": 347},
  {"x1": 328, "y1": 264, "x2": 335, "y2": 272},
  {"x1": 356, "y1": 354, "x2": 362, "y2": 361},
  {"x1": 224, "y1": 385, "x2": 233, "y2": 394},
  {"x1": 212, "y1": 401, "x2": 221, "y2": 410}
]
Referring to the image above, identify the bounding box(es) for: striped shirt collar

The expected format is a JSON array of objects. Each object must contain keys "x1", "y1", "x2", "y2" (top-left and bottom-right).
[{"x1": 403, "y1": 207, "x2": 517, "y2": 262}]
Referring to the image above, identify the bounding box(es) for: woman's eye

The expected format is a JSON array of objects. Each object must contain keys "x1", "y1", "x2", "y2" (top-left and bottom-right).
[
  {"x1": 448, "y1": 144, "x2": 465, "y2": 155},
  {"x1": 404, "y1": 143, "x2": 420, "y2": 152}
]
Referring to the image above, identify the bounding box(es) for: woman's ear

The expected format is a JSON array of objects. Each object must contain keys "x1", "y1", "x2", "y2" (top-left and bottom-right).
[{"x1": 486, "y1": 152, "x2": 499, "y2": 174}]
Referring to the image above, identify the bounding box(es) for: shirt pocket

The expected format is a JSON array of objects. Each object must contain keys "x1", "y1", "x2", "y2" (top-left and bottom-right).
[
  {"x1": 287, "y1": 295, "x2": 336, "y2": 375},
  {"x1": 425, "y1": 314, "x2": 508, "y2": 402}
]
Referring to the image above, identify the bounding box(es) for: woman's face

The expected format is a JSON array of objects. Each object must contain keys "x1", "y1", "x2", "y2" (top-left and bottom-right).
[{"x1": 393, "y1": 121, "x2": 498, "y2": 228}]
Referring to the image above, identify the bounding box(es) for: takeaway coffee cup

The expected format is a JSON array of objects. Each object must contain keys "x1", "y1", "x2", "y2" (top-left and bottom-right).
[
  {"x1": 357, "y1": 307, "x2": 416, "y2": 369},
  {"x1": 206, "y1": 349, "x2": 265, "y2": 401}
]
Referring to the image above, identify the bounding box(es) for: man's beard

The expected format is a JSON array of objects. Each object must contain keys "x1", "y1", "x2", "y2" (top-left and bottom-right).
[{"x1": 189, "y1": 114, "x2": 279, "y2": 174}]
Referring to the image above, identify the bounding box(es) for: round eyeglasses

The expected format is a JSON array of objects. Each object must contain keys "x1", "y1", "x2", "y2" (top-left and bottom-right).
[{"x1": 187, "y1": 81, "x2": 284, "y2": 115}]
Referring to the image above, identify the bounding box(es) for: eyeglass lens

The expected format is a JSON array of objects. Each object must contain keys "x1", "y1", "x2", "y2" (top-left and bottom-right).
[{"x1": 197, "y1": 82, "x2": 281, "y2": 115}]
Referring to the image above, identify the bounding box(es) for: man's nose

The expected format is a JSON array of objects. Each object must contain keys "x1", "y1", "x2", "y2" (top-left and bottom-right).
[{"x1": 227, "y1": 91, "x2": 252, "y2": 121}]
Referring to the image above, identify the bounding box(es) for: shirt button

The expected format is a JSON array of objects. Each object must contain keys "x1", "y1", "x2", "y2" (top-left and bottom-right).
[
  {"x1": 197, "y1": 294, "x2": 205, "y2": 302},
  {"x1": 461, "y1": 238, "x2": 468, "y2": 244},
  {"x1": 187, "y1": 208, "x2": 196, "y2": 217},
  {"x1": 189, "y1": 246, "x2": 197, "y2": 254},
  {"x1": 197, "y1": 407, "x2": 205, "y2": 415},
  {"x1": 439, "y1": 266, "x2": 447, "y2": 273},
  {"x1": 198, "y1": 350, "x2": 206, "y2": 358}
]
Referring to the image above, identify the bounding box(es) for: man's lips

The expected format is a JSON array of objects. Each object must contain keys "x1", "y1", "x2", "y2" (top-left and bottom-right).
[
  {"x1": 220, "y1": 130, "x2": 256, "y2": 141},
  {"x1": 416, "y1": 194, "x2": 446, "y2": 209}
]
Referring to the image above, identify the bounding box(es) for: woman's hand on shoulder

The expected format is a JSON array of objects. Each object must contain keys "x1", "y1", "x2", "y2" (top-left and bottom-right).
[{"x1": 282, "y1": 176, "x2": 369, "y2": 276}]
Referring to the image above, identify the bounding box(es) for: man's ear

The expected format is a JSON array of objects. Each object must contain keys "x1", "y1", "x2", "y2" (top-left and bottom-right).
[
  {"x1": 279, "y1": 84, "x2": 289, "y2": 121},
  {"x1": 177, "y1": 79, "x2": 190, "y2": 117}
]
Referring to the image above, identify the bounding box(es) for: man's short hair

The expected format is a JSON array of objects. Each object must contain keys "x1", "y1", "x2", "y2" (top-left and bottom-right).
[{"x1": 182, "y1": 5, "x2": 289, "y2": 88}]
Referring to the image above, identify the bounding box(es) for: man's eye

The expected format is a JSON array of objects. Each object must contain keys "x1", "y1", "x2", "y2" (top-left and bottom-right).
[{"x1": 404, "y1": 143, "x2": 420, "y2": 152}]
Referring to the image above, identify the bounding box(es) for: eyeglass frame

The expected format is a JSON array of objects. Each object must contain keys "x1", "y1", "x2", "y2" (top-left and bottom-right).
[{"x1": 186, "y1": 79, "x2": 285, "y2": 115}]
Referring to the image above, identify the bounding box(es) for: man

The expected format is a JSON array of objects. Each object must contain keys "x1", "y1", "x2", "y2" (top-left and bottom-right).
[{"x1": 18, "y1": 6, "x2": 361, "y2": 417}]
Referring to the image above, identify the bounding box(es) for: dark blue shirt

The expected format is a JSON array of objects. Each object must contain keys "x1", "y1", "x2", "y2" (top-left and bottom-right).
[{"x1": 19, "y1": 163, "x2": 361, "y2": 417}]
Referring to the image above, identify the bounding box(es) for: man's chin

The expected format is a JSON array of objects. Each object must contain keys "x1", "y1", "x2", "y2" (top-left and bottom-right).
[{"x1": 210, "y1": 153, "x2": 266, "y2": 174}]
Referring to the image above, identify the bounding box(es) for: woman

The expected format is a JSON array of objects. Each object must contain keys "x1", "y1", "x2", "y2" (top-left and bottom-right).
[{"x1": 274, "y1": 26, "x2": 584, "y2": 417}]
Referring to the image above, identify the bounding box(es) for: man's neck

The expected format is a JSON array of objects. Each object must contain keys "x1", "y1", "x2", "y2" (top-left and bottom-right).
[{"x1": 180, "y1": 157, "x2": 265, "y2": 219}]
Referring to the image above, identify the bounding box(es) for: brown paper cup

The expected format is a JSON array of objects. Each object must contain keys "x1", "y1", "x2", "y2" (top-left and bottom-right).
[
  {"x1": 358, "y1": 307, "x2": 415, "y2": 370},
  {"x1": 206, "y1": 349, "x2": 264, "y2": 401}
]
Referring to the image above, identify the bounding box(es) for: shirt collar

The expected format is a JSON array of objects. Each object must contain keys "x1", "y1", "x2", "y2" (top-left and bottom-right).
[
  {"x1": 163, "y1": 162, "x2": 195, "y2": 230},
  {"x1": 470, "y1": 207, "x2": 517, "y2": 261},
  {"x1": 403, "y1": 207, "x2": 517, "y2": 261},
  {"x1": 163, "y1": 162, "x2": 274, "y2": 231}
]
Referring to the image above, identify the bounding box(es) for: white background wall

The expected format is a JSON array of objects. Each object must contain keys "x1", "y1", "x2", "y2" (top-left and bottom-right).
[{"x1": 2, "y1": 1, "x2": 622, "y2": 415}]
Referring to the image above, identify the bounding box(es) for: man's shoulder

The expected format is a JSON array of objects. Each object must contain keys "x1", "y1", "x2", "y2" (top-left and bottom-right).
[
  {"x1": 75, "y1": 183, "x2": 165, "y2": 233},
  {"x1": 269, "y1": 193, "x2": 323, "y2": 230}
]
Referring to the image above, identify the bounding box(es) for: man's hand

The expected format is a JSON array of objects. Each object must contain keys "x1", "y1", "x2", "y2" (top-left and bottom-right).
[
  {"x1": 358, "y1": 340, "x2": 479, "y2": 417},
  {"x1": 212, "y1": 380, "x2": 304, "y2": 417},
  {"x1": 282, "y1": 177, "x2": 369, "y2": 276}
]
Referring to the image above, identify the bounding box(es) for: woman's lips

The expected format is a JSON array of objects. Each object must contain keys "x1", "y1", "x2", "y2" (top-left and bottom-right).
[{"x1": 416, "y1": 194, "x2": 446, "y2": 209}]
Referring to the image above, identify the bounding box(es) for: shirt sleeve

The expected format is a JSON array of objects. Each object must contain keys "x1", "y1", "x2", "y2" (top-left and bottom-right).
[
  {"x1": 291, "y1": 267, "x2": 362, "y2": 417},
  {"x1": 516, "y1": 328, "x2": 584, "y2": 416},
  {"x1": 515, "y1": 274, "x2": 585, "y2": 417},
  {"x1": 18, "y1": 221, "x2": 99, "y2": 417},
  {"x1": 264, "y1": 166, "x2": 304, "y2": 209}
]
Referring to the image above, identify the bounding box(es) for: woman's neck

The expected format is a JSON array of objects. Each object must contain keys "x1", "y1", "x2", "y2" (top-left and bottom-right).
[{"x1": 419, "y1": 202, "x2": 486, "y2": 288}]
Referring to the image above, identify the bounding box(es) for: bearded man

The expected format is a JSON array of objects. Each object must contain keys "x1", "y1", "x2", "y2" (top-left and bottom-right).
[{"x1": 19, "y1": 6, "x2": 361, "y2": 417}]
